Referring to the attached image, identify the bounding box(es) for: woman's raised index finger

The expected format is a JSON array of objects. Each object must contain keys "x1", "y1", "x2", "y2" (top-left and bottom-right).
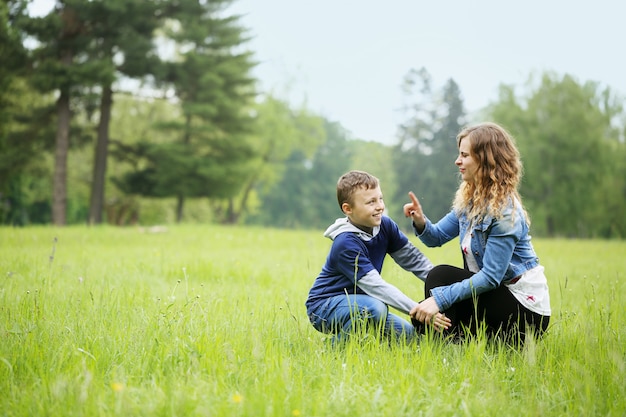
[{"x1": 408, "y1": 191, "x2": 419, "y2": 205}]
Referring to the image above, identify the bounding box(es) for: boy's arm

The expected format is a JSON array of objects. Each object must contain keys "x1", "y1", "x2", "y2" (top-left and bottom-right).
[
  {"x1": 357, "y1": 270, "x2": 418, "y2": 315},
  {"x1": 389, "y1": 242, "x2": 433, "y2": 281}
]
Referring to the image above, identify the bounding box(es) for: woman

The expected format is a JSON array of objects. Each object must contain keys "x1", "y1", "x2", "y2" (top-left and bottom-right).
[{"x1": 404, "y1": 122, "x2": 551, "y2": 344}]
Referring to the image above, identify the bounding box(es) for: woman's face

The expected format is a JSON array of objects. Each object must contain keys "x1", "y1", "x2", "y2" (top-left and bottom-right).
[{"x1": 455, "y1": 137, "x2": 479, "y2": 183}]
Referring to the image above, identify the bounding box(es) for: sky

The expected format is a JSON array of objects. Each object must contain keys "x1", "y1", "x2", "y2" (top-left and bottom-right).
[{"x1": 30, "y1": 0, "x2": 626, "y2": 144}]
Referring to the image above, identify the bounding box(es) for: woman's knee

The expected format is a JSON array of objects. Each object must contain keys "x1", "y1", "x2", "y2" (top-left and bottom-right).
[{"x1": 426, "y1": 264, "x2": 472, "y2": 292}]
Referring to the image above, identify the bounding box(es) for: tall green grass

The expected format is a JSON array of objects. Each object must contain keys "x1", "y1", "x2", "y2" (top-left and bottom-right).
[{"x1": 1, "y1": 225, "x2": 624, "y2": 416}]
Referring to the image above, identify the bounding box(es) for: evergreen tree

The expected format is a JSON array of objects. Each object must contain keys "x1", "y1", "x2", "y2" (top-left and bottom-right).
[
  {"x1": 0, "y1": 1, "x2": 27, "y2": 137},
  {"x1": 18, "y1": 0, "x2": 103, "y2": 225},
  {"x1": 117, "y1": 0, "x2": 258, "y2": 223},
  {"x1": 85, "y1": 0, "x2": 163, "y2": 224},
  {"x1": 392, "y1": 68, "x2": 465, "y2": 225},
  {"x1": 1, "y1": 1, "x2": 28, "y2": 222}
]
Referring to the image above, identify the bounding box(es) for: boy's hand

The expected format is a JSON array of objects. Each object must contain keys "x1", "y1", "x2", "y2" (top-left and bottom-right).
[{"x1": 403, "y1": 191, "x2": 426, "y2": 231}]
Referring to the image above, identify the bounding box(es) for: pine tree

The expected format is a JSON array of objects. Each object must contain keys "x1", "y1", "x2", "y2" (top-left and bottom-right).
[
  {"x1": 85, "y1": 0, "x2": 163, "y2": 224},
  {"x1": 392, "y1": 68, "x2": 465, "y2": 224},
  {"x1": 116, "y1": 0, "x2": 258, "y2": 223},
  {"x1": 18, "y1": 0, "x2": 102, "y2": 225}
]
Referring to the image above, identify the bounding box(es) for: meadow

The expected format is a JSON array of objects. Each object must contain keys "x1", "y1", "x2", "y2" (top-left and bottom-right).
[{"x1": 0, "y1": 224, "x2": 624, "y2": 417}]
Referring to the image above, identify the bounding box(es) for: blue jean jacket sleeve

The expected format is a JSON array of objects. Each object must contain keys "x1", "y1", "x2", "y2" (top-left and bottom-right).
[
  {"x1": 416, "y1": 210, "x2": 460, "y2": 247},
  {"x1": 430, "y1": 210, "x2": 521, "y2": 311}
]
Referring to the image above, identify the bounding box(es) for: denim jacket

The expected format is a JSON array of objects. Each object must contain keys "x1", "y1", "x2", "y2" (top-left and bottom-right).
[{"x1": 415, "y1": 198, "x2": 540, "y2": 311}]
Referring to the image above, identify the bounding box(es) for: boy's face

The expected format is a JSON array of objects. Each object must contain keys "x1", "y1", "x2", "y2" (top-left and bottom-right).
[{"x1": 342, "y1": 186, "x2": 384, "y2": 232}]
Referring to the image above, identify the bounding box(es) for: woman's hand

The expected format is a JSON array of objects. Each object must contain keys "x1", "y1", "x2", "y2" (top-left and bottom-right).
[
  {"x1": 410, "y1": 297, "x2": 451, "y2": 330},
  {"x1": 403, "y1": 191, "x2": 426, "y2": 232}
]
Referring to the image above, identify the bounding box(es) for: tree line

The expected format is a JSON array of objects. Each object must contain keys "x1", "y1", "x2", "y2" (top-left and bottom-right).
[{"x1": 2, "y1": 1, "x2": 625, "y2": 238}]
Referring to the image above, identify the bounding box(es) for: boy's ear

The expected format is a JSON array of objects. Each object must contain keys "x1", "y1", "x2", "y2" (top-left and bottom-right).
[{"x1": 341, "y1": 202, "x2": 352, "y2": 215}]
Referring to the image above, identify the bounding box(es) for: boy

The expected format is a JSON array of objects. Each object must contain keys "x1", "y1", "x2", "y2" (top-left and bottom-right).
[{"x1": 305, "y1": 170, "x2": 450, "y2": 343}]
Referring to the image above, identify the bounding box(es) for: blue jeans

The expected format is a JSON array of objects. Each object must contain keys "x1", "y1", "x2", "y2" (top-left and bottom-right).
[{"x1": 308, "y1": 294, "x2": 416, "y2": 343}]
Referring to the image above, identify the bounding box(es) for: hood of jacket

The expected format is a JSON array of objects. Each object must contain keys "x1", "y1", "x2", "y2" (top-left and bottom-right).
[{"x1": 323, "y1": 217, "x2": 380, "y2": 242}]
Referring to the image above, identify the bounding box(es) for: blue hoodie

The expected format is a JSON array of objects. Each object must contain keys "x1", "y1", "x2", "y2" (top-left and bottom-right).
[{"x1": 305, "y1": 216, "x2": 433, "y2": 314}]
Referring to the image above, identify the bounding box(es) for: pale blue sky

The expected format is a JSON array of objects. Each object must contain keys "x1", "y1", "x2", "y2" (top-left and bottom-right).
[{"x1": 31, "y1": 0, "x2": 626, "y2": 143}]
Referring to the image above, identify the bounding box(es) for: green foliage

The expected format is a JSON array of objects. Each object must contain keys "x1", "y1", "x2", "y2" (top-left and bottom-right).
[
  {"x1": 0, "y1": 0, "x2": 28, "y2": 130},
  {"x1": 0, "y1": 2, "x2": 56, "y2": 222},
  {"x1": 247, "y1": 110, "x2": 407, "y2": 230},
  {"x1": 16, "y1": 0, "x2": 117, "y2": 224},
  {"x1": 219, "y1": 95, "x2": 326, "y2": 224},
  {"x1": 489, "y1": 72, "x2": 626, "y2": 237},
  {"x1": 0, "y1": 226, "x2": 624, "y2": 416},
  {"x1": 601, "y1": 140, "x2": 626, "y2": 237},
  {"x1": 3, "y1": 0, "x2": 626, "y2": 237},
  {"x1": 113, "y1": 0, "x2": 258, "y2": 222},
  {"x1": 114, "y1": 139, "x2": 253, "y2": 199},
  {"x1": 106, "y1": 95, "x2": 180, "y2": 224},
  {"x1": 21, "y1": 0, "x2": 108, "y2": 94},
  {"x1": 247, "y1": 118, "x2": 352, "y2": 229},
  {"x1": 0, "y1": 77, "x2": 56, "y2": 225},
  {"x1": 351, "y1": 139, "x2": 398, "y2": 204},
  {"x1": 83, "y1": 0, "x2": 166, "y2": 224},
  {"x1": 86, "y1": 1, "x2": 161, "y2": 78},
  {"x1": 392, "y1": 68, "x2": 465, "y2": 224}
]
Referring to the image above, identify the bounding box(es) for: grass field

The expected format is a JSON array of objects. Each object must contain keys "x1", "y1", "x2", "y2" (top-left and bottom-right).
[{"x1": 1, "y1": 225, "x2": 625, "y2": 416}]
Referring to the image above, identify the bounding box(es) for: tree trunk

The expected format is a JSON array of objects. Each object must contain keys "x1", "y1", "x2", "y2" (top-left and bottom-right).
[
  {"x1": 88, "y1": 84, "x2": 113, "y2": 225},
  {"x1": 224, "y1": 197, "x2": 237, "y2": 224},
  {"x1": 52, "y1": 89, "x2": 70, "y2": 225},
  {"x1": 546, "y1": 215, "x2": 554, "y2": 237},
  {"x1": 176, "y1": 194, "x2": 184, "y2": 223},
  {"x1": 226, "y1": 178, "x2": 255, "y2": 224},
  {"x1": 52, "y1": 47, "x2": 72, "y2": 226},
  {"x1": 174, "y1": 114, "x2": 193, "y2": 224}
]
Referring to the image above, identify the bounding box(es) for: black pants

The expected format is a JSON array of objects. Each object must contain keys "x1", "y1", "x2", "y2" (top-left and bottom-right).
[{"x1": 423, "y1": 264, "x2": 549, "y2": 344}]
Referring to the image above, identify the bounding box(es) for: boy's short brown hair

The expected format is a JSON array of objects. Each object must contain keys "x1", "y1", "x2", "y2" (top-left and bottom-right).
[{"x1": 336, "y1": 170, "x2": 380, "y2": 208}]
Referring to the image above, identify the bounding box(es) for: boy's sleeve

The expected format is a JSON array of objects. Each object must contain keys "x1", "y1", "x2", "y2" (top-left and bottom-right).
[
  {"x1": 389, "y1": 242, "x2": 433, "y2": 281},
  {"x1": 357, "y1": 270, "x2": 418, "y2": 314}
]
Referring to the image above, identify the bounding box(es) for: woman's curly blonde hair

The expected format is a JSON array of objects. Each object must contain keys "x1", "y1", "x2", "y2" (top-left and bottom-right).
[{"x1": 452, "y1": 122, "x2": 529, "y2": 225}]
